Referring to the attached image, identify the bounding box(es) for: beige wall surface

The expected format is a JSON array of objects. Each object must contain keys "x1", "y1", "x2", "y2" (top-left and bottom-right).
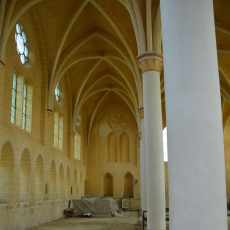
[
  {"x1": 0, "y1": 12, "x2": 86, "y2": 229},
  {"x1": 85, "y1": 106, "x2": 140, "y2": 208},
  {"x1": 1, "y1": 1, "x2": 230, "y2": 229}
]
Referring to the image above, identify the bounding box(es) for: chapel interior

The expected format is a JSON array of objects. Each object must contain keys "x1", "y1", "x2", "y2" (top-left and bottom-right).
[{"x1": 0, "y1": 0, "x2": 230, "y2": 230}]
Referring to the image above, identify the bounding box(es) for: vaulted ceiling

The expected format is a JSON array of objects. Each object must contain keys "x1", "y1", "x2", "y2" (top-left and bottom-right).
[{"x1": 1, "y1": 0, "x2": 230, "y2": 132}]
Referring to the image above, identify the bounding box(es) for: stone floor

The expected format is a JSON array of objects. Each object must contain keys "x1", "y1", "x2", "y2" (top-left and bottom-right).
[
  {"x1": 29, "y1": 214, "x2": 230, "y2": 230},
  {"x1": 30, "y1": 212, "x2": 142, "y2": 230}
]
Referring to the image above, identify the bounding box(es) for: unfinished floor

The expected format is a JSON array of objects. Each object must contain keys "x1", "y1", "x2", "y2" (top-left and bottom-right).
[
  {"x1": 30, "y1": 215, "x2": 230, "y2": 230},
  {"x1": 30, "y1": 215, "x2": 141, "y2": 230}
]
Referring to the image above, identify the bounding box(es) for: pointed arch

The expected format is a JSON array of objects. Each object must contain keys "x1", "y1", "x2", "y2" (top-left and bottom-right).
[
  {"x1": 35, "y1": 154, "x2": 44, "y2": 201},
  {"x1": 66, "y1": 166, "x2": 71, "y2": 198},
  {"x1": 104, "y1": 173, "x2": 113, "y2": 196},
  {"x1": 124, "y1": 172, "x2": 134, "y2": 198},
  {"x1": 58, "y1": 163, "x2": 65, "y2": 199},
  {"x1": 49, "y1": 160, "x2": 57, "y2": 200},
  {"x1": 20, "y1": 148, "x2": 32, "y2": 202},
  {"x1": 0, "y1": 141, "x2": 15, "y2": 204}
]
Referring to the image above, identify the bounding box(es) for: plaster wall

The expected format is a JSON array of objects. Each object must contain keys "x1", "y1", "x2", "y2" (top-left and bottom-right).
[{"x1": 0, "y1": 12, "x2": 86, "y2": 229}]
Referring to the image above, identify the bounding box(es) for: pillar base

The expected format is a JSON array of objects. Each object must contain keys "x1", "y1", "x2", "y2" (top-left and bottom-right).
[{"x1": 147, "y1": 229, "x2": 166, "y2": 230}]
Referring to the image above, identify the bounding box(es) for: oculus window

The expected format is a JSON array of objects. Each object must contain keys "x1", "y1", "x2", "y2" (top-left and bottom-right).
[
  {"x1": 55, "y1": 83, "x2": 60, "y2": 102},
  {"x1": 76, "y1": 115, "x2": 81, "y2": 127},
  {"x1": 15, "y1": 23, "x2": 29, "y2": 65}
]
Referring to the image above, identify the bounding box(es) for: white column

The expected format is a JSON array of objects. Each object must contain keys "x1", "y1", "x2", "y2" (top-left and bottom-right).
[
  {"x1": 160, "y1": 1, "x2": 228, "y2": 230},
  {"x1": 139, "y1": 108, "x2": 147, "y2": 211},
  {"x1": 138, "y1": 53, "x2": 165, "y2": 230}
]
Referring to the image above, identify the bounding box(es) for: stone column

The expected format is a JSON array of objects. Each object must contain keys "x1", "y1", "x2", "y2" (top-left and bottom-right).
[
  {"x1": 138, "y1": 107, "x2": 147, "y2": 211},
  {"x1": 138, "y1": 53, "x2": 165, "y2": 230},
  {"x1": 160, "y1": 1, "x2": 228, "y2": 230}
]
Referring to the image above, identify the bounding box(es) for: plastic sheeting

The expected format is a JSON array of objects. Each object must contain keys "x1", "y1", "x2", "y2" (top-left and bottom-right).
[{"x1": 69, "y1": 197, "x2": 121, "y2": 217}]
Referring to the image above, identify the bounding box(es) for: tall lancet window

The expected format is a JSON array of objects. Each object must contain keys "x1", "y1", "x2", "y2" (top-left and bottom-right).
[{"x1": 11, "y1": 73, "x2": 17, "y2": 123}]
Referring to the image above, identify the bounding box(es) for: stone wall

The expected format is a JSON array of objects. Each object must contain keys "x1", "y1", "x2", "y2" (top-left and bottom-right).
[{"x1": 0, "y1": 200, "x2": 68, "y2": 230}]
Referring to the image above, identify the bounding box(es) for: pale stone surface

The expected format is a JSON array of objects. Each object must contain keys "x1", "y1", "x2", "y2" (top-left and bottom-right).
[
  {"x1": 0, "y1": 200, "x2": 68, "y2": 230},
  {"x1": 161, "y1": 1, "x2": 228, "y2": 230},
  {"x1": 142, "y1": 69, "x2": 166, "y2": 230},
  {"x1": 30, "y1": 215, "x2": 142, "y2": 230}
]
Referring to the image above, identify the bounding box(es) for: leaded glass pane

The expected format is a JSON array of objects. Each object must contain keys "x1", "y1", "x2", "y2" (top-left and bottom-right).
[
  {"x1": 11, "y1": 107, "x2": 15, "y2": 123},
  {"x1": 15, "y1": 23, "x2": 29, "y2": 64},
  {"x1": 24, "y1": 84, "x2": 27, "y2": 97},
  {"x1": 16, "y1": 23, "x2": 21, "y2": 33},
  {"x1": 23, "y1": 100, "x2": 26, "y2": 114},
  {"x1": 20, "y1": 54, "x2": 25, "y2": 64},
  {"x1": 22, "y1": 115, "x2": 26, "y2": 130},
  {"x1": 55, "y1": 83, "x2": 60, "y2": 102},
  {"x1": 11, "y1": 73, "x2": 17, "y2": 124},
  {"x1": 24, "y1": 46, "x2": 28, "y2": 57},
  {"x1": 22, "y1": 31, "x2": 26, "y2": 42},
  {"x1": 13, "y1": 74, "x2": 17, "y2": 89},
  {"x1": 16, "y1": 34, "x2": 24, "y2": 54},
  {"x1": 12, "y1": 90, "x2": 16, "y2": 106}
]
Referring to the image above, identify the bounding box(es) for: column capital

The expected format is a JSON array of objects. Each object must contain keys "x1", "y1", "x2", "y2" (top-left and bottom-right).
[
  {"x1": 138, "y1": 107, "x2": 144, "y2": 119},
  {"x1": 46, "y1": 108, "x2": 53, "y2": 113},
  {"x1": 137, "y1": 131, "x2": 142, "y2": 140},
  {"x1": 137, "y1": 52, "x2": 163, "y2": 73},
  {"x1": 0, "y1": 60, "x2": 5, "y2": 68}
]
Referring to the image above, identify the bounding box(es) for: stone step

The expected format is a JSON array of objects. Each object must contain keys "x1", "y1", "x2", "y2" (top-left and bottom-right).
[{"x1": 121, "y1": 211, "x2": 139, "y2": 217}]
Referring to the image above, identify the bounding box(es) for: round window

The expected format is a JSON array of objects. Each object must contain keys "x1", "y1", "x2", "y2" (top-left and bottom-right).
[
  {"x1": 55, "y1": 82, "x2": 60, "y2": 102},
  {"x1": 76, "y1": 115, "x2": 81, "y2": 126},
  {"x1": 15, "y1": 23, "x2": 29, "y2": 65}
]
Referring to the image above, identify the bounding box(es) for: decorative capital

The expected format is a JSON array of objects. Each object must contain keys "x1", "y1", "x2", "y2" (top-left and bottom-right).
[
  {"x1": 137, "y1": 132, "x2": 142, "y2": 140},
  {"x1": 0, "y1": 60, "x2": 5, "y2": 68},
  {"x1": 137, "y1": 52, "x2": 163, "y2": 73},
  {"x1": 72, "y1": 131, "x2": 76, "y2": 135},
  {"x1": 46, "y1": 108, "x2": 53, "y2": 113},
  {"x1": 138, "y1": 107, "x2": 144, "y2": 119}
]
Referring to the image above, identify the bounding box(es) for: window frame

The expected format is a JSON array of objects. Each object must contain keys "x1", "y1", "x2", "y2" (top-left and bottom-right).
[
  {"x1": 15, "y1": 22, "x2": 29, "y2": 65},
  {"x1": 22, "y1": 82, "x2": 27, "y2": 130},
  {"x1": 11, "y1": 72, "x2": 17, "y2": 124}
]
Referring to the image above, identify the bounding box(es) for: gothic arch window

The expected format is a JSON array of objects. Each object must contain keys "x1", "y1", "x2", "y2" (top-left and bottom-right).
[
  {"x1": 76, "y1": 115, "x2": 81, "y2": 127},
  {"x1": 108, "y1": 132, "x2": 117, "y2": 162},
  {"x1": 119, "y1": 133, "x2": 129, "y2": 162},
  {"x1": 22, "y1": 83, "x2": 27, "y2": 130},
  {"x1": 15, "y1": 22, "x2": 29, "y2": 65},
  {"x1": 74, "y1": 131, "x2": 81, "y2": 160},
  {"x1": 54, "y1": 111, "x2": 63, "y2": 150},
  {"x1": 55, "y1": 82, "x2": 60, "y2": 102},
  {"x1": 11, "y1": 72, "x2": 17, "y2": 123},
  {"x1": 54, "y1": 82, "x2": 64, "y2": 106},
  {"x1": 11, "y1": 72, "x2": 33, "y2": 132}
]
